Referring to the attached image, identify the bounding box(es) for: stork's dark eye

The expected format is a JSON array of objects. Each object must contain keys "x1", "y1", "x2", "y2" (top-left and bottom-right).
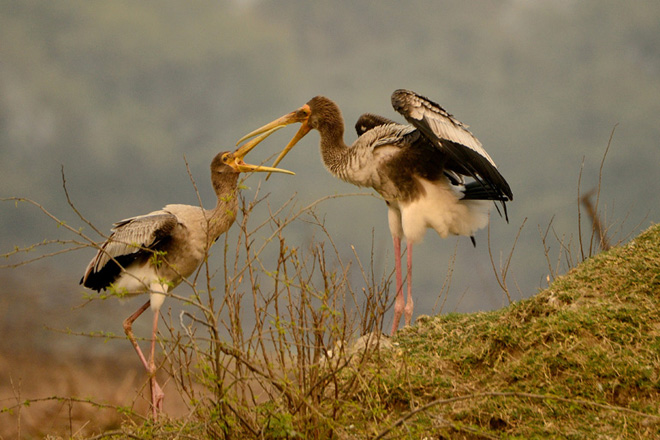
[{"x1": 297, "y1": 106, "x2": 311, "y2": 119}]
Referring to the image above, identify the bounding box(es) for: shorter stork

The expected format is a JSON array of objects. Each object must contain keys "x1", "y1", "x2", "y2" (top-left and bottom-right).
[
  {"x1": 237, "y1": 90, "x2": 512, "y2": 334},
  {"x1": 80, "y1": 128, "x2": 292, "y2": 417}
]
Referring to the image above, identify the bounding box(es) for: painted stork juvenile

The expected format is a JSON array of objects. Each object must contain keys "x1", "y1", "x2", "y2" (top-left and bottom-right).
[
  {"x1": 80, "y1": 127, "x2": 292, "y2": 417},
  {"x1": 237, "y1": 90, "x2": 512, "y2": 334}
]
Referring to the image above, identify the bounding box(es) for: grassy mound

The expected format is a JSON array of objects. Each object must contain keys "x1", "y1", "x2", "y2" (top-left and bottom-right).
[{"x1": 359, "y1": 223, "x2": 660, "y2": 439}]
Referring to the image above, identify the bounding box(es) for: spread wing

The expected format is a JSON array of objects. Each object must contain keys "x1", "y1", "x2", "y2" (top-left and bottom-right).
[
  {"x1": 391, "y1": 89, "x2": 513, "y2": 204},
  {"x1": 80, "y1": 211, "x2": 178, "y2": 291}
]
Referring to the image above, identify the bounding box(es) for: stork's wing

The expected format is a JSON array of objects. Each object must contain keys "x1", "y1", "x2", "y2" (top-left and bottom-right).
[
  {"x1": 81, "y1": 211, "x2": 178, "y2": 290},
  {"x1": 391, "y1": 89, "x2": 513, "y2": 202}
]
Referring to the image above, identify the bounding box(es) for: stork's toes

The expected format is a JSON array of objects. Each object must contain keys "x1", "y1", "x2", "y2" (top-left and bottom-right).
[{"x1": 151, "y1": 378, "x2": 165, "y2": 417}]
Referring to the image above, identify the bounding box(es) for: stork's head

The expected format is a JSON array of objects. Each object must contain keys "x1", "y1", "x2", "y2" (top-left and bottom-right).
[
  {"x1": 212, "y1": 125, "x2": 295, "y2": 175},
  {"x1": 354, "y1": 113, "x2": 396, "y2": 137},
  {"x1": 235, "y1": 96, "x2": 343, "y2": 174}
]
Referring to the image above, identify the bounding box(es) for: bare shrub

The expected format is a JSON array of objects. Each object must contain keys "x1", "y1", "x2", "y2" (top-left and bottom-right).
[
  {"x1": 159, "y1": 185, "x2": 391, "y2": 438},
  {"x1": 2, "y1": 170, "x2": 391, "y2": 438},
  {"x1": 540, "y1": 125, "x2": 647, "y2": 285}
]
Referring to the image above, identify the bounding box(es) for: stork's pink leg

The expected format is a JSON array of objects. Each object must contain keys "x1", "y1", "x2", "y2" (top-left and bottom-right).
[
  {"x1": 122, "y1": 300, "x2": 163, "y2": 418},
  {"x1": 149, "y1": 308, "x2": 164, "y2": 416},
  {"x1": 391, "y1": 235, "x2": 404, "y2": 334},
  {"x1": 404, "y1": 241, "x2": 414, "y2": 326},
  {"x1": 123, "y1": 300, "x2": 151, "y2": 370}
]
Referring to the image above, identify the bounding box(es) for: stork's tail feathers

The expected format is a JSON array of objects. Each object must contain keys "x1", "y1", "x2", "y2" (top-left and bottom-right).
[
  {"x1": 461, "y1": 181, "x2": 510, "y2": 223},
  {"x1": 461, "y1": 181, "x2": 509, "y2": 201}
]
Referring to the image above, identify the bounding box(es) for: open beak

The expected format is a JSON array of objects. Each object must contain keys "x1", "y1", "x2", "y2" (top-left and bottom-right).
[
  {"x1": 236, "y1": 104, "x2": 312, "y2": 173},
  {"x1": 232, "y1": 125, "x2": 295, "y2": 175}
]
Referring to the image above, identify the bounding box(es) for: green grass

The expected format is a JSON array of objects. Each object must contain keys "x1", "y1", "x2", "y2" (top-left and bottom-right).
[{"x1": 358, "y1": 223, "x2": 660, "y2": 439}]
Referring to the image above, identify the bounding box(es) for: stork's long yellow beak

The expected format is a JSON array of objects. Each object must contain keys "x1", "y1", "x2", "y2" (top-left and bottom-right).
[
  {"x1": 232, "y1": 125, "x2": 295, "y2": 175},
  {"x1": 236, "y1": 104, "x2": 312, "y2": 175}
]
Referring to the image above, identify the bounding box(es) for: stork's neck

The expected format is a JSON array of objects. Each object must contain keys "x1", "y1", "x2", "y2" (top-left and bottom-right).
[
  {"x1": 317, "y1": 119, "x2": 350, "y2": 175},
  {"x1": 206, "y1": 173, "x2": 240, "y2": 244}
]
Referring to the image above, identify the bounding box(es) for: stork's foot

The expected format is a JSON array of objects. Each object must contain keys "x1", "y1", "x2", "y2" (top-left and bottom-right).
[
  {"x1": 391, "y1": 310, "x2": 403, "y2": 335},
  {"x1": 150, "y1": 377, "x2": 164, "y2": 418},
  {"x1": 404, "y1": 301, "x2": 414, "y2": 327}
]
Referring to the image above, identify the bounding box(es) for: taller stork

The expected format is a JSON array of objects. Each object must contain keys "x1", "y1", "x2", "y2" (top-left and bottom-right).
[
  {"x1": 80, "y1": 127, "x2": 292, "y2": 417},
  {"x1": 238, "y1": 90, "x2": 512, "y2": 334}
]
